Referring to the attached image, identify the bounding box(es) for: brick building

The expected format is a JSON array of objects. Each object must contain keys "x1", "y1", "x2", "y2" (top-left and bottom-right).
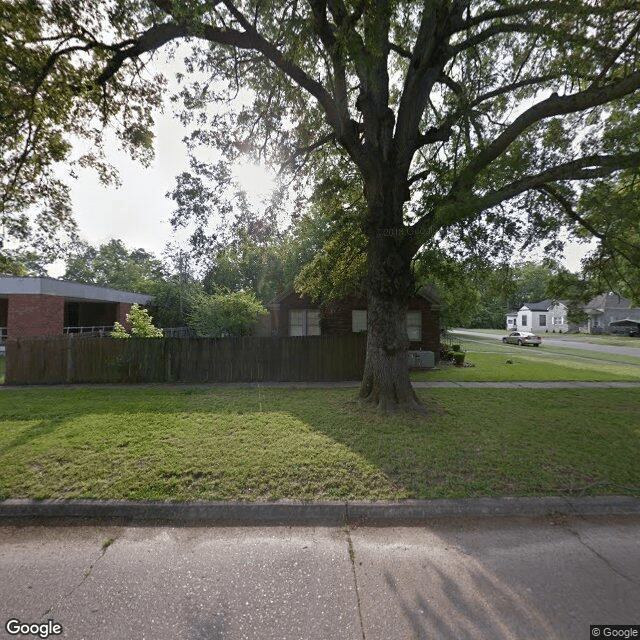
[
  {"x1": 266, "y1": 286, "x2": 441, "y2": 355},
  {"x1": 0, "y1": 276, "x2": 152, "y2": 342}
]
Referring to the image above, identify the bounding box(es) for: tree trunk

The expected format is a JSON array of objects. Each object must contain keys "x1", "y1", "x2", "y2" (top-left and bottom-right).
[{"x1": 358, "y1": 229, "x2": 425, "y2": 413}]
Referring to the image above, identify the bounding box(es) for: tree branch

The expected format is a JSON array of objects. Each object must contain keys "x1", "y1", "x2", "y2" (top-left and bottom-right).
[
  {"x1": 458, "y1": 2, "x2": 639, "y2": 31},
  {"x1": 536, "y1": 185, "x2": 604, "y2": 240},
  {"x1": 539, "y1": 185, "x2": 640, "y2": 266},
  {"x1": 474, "y1": 152, "x2": 640, "y2": 213},
  {"x1": 453, "y1": 71, "x2": 640, "y2": 193},
  {"x1": 388, "y1": 41, "x2": 411, "y2": 59},
  {"x1": 589, "y1": 17, "x2": 640, "y2": 88},
  {"x1": 96, "y1": 22, "x2": 192, "y2": 85},
  {"x1": 451, "y1": 23, "x2": 543, "y2": 56},
  {"x1": 218, "y1": 1, "x2": 353, "y2": 151},
  {"x1": 394, "y1": 1, "x2": 464, "y2": 172},
  {"x1": 277, "y1": 132, "x2": 335, "y2": 175},
  {"x1": 409, "y1": 151, "x2": 640, "y2": 249}
]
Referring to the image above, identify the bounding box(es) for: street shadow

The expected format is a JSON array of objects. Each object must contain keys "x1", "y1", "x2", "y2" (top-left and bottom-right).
[{"x1": 360, "y1": 535, "x2": 562, "y2": 640}]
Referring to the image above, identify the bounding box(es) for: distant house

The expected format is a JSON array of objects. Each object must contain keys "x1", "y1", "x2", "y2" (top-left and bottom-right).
[
  {"x1": 0, "y1": 276, "x2": 152, "y2": 344},
  {"x1": 513, "y1": 300, "x2": 569, "y2": 333},
  {"x1": 265, "y1": 286, "x2": 441, "y2": 357},
  {"x1": 582, "y1": 293, "x2": 640, "y2": 334},
  {"x1": 505, "y1": 311, "x2": 518, "y2": 331}
]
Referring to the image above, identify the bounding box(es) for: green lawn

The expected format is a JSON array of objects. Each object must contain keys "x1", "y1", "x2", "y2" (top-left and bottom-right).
[
  {"x1": 413, "y1": 339, "x2": 640, "y2": 382},
  {"x1": 1, "y1": 386, "x2": 638, "y2": 502},
  {"x1": 453, "y1": 328, "x2": 640, "y2": 348}
]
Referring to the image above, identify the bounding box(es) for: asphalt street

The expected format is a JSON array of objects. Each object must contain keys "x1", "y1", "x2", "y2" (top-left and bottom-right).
[
  {"x1": 451, "y1": 329, "x2": 640, "y2": 358},
  {"x1": 1, "y1": 515, "x2": 638, "y2": 640}
]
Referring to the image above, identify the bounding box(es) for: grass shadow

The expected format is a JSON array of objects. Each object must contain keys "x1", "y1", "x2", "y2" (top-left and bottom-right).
[{"x1": 1, "y1": 385, "x2": 639, "y2": 501}]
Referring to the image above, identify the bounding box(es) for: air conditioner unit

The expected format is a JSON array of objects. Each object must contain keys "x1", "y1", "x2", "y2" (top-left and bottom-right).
[{"x1": 408, "y1": 350, "x2": 435, "y2": 369}]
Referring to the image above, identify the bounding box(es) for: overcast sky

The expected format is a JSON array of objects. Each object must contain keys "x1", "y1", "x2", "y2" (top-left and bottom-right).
[
  {"x1": 48, "y1": 48, "x2": 594, "y2": 277},
  {"x1": 48, "y1": 107, "x2": 277, "y2": 276}
]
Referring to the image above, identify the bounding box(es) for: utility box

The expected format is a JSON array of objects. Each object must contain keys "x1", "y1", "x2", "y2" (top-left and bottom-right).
[{"x1": 408, "y1": 350, "x2": 435, "y2": 369}]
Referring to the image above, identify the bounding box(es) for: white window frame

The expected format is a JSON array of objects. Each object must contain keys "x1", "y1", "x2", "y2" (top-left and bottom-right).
[
  {"x1": 406, "y1": 311, "x2": 422, "y2": 341},
  {"x1": 289, "y1": 309, "x2": 321, "y2": 336},
  {"x1": 352, "y1": 310, "x2": 367, "y2": 333}
]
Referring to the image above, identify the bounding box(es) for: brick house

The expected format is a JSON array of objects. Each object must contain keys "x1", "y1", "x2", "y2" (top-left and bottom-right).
[
  {"x1": 265, "y1": 286, "x2": 441, "y2": 357},
  {"x1": 0, "y1": 276, "x2": 153, "y2": 343}
]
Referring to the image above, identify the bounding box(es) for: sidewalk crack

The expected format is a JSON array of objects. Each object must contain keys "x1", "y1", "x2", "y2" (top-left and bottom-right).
[
  {"x1": 563, "y1": 523, "x2": 640, "y2": 588},
  {"x1": 42, "y1": 536, "x2": 117, "y2": 617},
  {"x1": 344, "y1": 526, "x2": 366, "y2": 640}
]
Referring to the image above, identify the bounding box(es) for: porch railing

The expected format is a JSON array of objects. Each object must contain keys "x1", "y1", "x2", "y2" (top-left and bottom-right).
[{"x1": 63, "y1": 326, "x2": 115, "y2": 336}]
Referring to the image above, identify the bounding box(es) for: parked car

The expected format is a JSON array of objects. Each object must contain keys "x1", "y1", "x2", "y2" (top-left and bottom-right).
[{"x1": 502, "y1": 331, "x2": 542, "y2": 347}]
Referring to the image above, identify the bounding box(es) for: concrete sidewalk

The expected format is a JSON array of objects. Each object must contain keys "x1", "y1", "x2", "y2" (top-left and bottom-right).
[
  {"x1": 4, "y1": 380, "x2": 640, "y2": 391},
  {"x1": 1, "y1": 514, "x2": 638, "y2": 640}
]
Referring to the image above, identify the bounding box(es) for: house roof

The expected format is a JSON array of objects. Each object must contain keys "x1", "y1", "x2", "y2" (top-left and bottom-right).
[
  {"x1": 521, "y1": 299, "x2": 565, "y2": 311},
  {"x1": 0, "y1": 276, "x2": 153, "y2": 305},
  {"x1": 584, "y1": 293, "x2": 631, "y2": 312},
  {"x1": 267, "y1": 285, "x2": 441, "y2": 309}
]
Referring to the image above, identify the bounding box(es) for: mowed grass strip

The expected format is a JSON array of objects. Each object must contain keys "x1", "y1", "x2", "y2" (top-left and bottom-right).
[
  {"x1": 452, "y1": 329, "x2": 640, "y2": 348},
  {"x1": 412, "y1": 350, "x2": 640, "y2": 382},
  {"x1": 411, "y1": 336, "x2": 640, "y2": 382},
  {"x1": 1, "y1": 386, "x2": 638, "y2": 501}
]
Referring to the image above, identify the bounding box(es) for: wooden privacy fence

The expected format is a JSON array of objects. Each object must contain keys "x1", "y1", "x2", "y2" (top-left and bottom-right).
[{"x1": 5, "y1": 334, "x2": 367, "y2": 385}]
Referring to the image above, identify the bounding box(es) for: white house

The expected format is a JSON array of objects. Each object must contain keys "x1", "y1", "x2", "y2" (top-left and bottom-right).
[
  {"x1": 514, "y1": 300, "x2": 569, "y2": 333},
  {"x1": 505, "y1": 311, "x2": 518, "y2": 331}
]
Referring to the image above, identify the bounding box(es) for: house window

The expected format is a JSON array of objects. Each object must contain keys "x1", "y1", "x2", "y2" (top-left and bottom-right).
[
  {"x1": 406, "y1": 311, "x2": 422, "y2": 341},
  {"x1": 289, "y1": 309, "x2": 321, "y2": 336},
  {"x1": 521, "y1": 315, "x2": 527, "y2": 326},
  {"x1": 539, "y1": 314, "x2": 547, "y2": 326},
  {"x1": 352, "y1": 310, "x2": 367, "y2": 333}
]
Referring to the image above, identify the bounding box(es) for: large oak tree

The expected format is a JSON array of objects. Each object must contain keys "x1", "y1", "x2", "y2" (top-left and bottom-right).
[{"x1": 4, "y1": 0, "x2": 640, "y2": 411}]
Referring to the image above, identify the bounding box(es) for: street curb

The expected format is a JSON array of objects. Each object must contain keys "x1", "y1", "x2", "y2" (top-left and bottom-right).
[{"x1": 1, "y1": 496, "x2": 638, "y2": 526}]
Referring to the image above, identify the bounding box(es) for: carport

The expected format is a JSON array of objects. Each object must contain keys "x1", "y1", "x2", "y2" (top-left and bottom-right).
[{"x1": 608, "y1": 318, "x2": 640, "y2": 336}]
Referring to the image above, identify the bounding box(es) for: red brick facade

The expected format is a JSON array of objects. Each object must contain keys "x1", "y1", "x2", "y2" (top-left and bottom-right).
[
  {"x1": 268, "y1": 290, "x2": 440, "y2": 353},
  {"x1": 0, "y1": 277, "x2": 153, "y2": 341},
  {"x1": 3, "y1": 297, "x2": 134, "y2": 338},
  {"x1": 116, "y1": 303, "x2": 132, "y2": 330},
  {"x1": 7, "y1": 294, "x2": 65, "y2": 339}
]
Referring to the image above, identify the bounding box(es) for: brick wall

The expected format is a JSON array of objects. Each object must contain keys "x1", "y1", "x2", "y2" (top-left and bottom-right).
[
  {"x1": 116, "y1": 303, "x2": 132, "y2": 330},
  {"x1": 269, "y1": 291, "x2": 440, "y2": 353},
  {"x1": 8, "y1": 294, "x2": 65, "y2": 338}
]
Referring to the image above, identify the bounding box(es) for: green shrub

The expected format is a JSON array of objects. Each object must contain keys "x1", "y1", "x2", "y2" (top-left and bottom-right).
[
  {"x1": 111, "y1": 304, "x2": 163, "y2": 339},
  {"x1": 189, "y1": 290, "x2": 267, "y2": 338}
]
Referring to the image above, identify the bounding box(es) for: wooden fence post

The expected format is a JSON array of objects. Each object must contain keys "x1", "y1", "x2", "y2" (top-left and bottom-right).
[{"x1": 66, "y1": 334, "x2": 75, "y2": 383}]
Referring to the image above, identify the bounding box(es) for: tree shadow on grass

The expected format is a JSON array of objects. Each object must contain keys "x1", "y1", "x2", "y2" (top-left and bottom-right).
[{"x1": 0, "y1": 416, "x2": 69, "y2": 453}]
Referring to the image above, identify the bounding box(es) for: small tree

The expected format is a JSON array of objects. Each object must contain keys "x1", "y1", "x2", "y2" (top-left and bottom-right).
[
  {"x1": 189, "y1": 291, "x2": 267, "y2": 338},
  {"x1": 111, "y1": 304, "x2": 163, "y2": 339}
]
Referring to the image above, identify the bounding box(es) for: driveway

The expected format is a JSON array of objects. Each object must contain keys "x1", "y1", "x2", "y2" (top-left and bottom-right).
[
  {"x1": 451, "y1": 329, "x2": 640, "y2": 358},
  {"x1": 1, "y1": 516, "x2": 639, "y2": 639}
]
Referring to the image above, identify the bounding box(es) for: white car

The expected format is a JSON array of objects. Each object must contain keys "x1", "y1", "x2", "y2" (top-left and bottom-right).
[{"x1": 502, "y1": 331, "x2": 542, "y2": 347}]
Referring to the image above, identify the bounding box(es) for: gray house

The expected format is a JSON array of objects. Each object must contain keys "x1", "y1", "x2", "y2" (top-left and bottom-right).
[{"x1": 583, "y1": 293, "x2": 640, "y2": 334}]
